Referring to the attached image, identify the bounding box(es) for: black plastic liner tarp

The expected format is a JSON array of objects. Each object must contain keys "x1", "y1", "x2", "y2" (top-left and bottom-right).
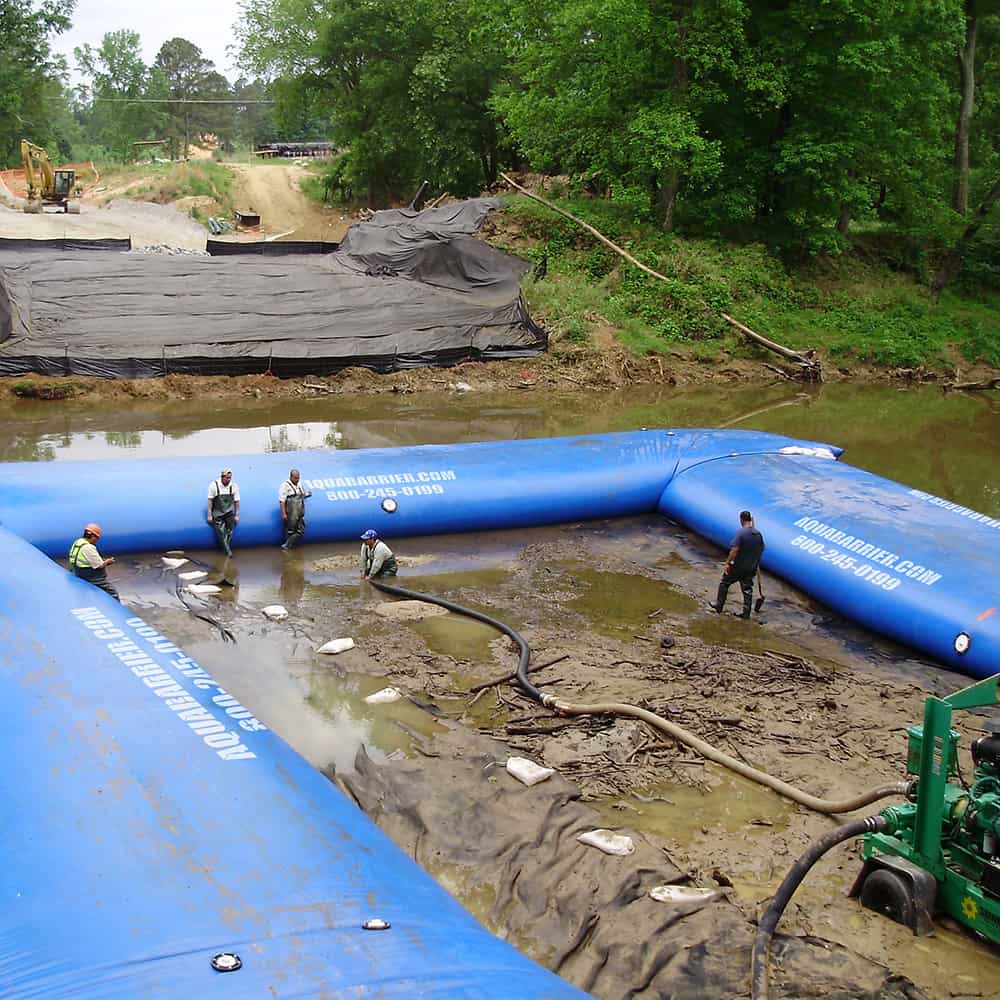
[
  {"x1": 342, "y1": 738, "x2": 927, "y2": 1000},
  {"x1": 0, "y1": 237, "x2": 131, "y2": 253},
  {"x1": 206, "y1": 239, "x2": 340, "y2": 256},
  {"x1": 0, "y1": 198, "x2": 545, "y2": 378}
]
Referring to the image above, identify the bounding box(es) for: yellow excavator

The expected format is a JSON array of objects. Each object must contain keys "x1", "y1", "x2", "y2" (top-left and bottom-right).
[{"x1": 20, "y1": 140, "x2": 81, "y2": 214}]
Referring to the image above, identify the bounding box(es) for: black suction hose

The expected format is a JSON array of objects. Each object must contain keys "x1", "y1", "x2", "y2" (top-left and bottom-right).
[
  {"x1": 750, "y1": 814, "x2": 888, "y2": 1000},
  {"x1": 367, "y1": 578, "x2": 543, "y2": 701}
]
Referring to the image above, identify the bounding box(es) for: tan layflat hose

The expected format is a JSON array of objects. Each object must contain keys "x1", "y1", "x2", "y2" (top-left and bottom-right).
[{"x1": 544, "y1": 695, "x2": 910, "y2": 814}]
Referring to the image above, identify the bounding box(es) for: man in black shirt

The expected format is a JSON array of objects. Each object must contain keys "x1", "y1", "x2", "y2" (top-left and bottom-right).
[{"x1": 709, "y1": 510, "x2": 765, "y2": 619}]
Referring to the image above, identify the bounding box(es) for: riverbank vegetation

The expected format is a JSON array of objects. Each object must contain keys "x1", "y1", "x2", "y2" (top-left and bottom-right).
[
  {"x1": 3, "y1": 0, "x2": 997, "y2": 376},
  {"x1": 495, "y1": 194, "x2": 1000, "y2": 371},
  {"x1": 234, "y1": 0, "x2": 998, "y2": 371}
]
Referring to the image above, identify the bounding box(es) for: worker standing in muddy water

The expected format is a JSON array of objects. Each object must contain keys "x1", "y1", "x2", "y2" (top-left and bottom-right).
[
  {"x1": 361, "y1": 529, "x2": 398, "y2": 579},
  {"x1": 709, "y1": 509, "x2": 764, "y2": 619},
  {"x1": 207, "y1": 468, "x2": 240, "y2": 557},
  {"x1": 278, "y1": 468, "x2": 312, "y2": 551},
  {"x1": 68, "y1": 523, "x2": 119, "y2": 601}
]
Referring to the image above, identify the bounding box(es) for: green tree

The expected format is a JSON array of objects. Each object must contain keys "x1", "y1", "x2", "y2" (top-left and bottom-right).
[
  {"x1": 493, "y1": 0, "x2": 740, "y2": 229},
  {"x1": 75, "y1": 30, "x2": 166, "y2": 161},
  {"x1": 0, "y1": 0, "x2": 74, "y2": 166},
  {"x1": 42, "y1": 74, "x2": 85, "y2": 160},
  {"x1": 154, "y1": 37, "x2": 229, "y2": 156},
  {"x1": 952, "y1": 0, "x2": 1000, "y2": 211},
  {"x1": 232, "y1": 77, "x2": 278, "y2": 148},
  {"x1": 729, "y1": 0, "x2": 962, "y2": 249},
  {"x1": 199, "y1": 70, "x2": 236, "y2": 149},
  {"x1": 237, "y1": 0, "x2": 506, "y2": 202}
]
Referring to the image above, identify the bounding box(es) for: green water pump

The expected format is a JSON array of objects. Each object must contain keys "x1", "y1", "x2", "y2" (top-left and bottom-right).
[{"x1": 852, "y1": 673, "x2": 1000, "y2": 941}]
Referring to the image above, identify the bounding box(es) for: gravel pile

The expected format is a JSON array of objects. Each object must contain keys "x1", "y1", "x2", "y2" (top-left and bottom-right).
[{"x1": 128, "y1": 245, "x2": 210, "y2": 256}]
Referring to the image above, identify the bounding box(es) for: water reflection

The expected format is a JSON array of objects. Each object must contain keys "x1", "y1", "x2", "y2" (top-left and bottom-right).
[
  {"x1": 2, "y1": 383, "x2": 998, "y2": 515},
  {"x1": 279, "y1": 552, "x2": 306, "y2": 606}
]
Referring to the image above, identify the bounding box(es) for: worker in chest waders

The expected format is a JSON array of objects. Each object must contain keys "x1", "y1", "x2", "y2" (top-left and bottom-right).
[
  {"x1": 709, "y1": 509, "x2": 765, "y2": 619},
  {"x1": 207, "y1": 468, "x2": 240, "y2": 557},
  {"x1": 279, "y1": 468, "x2": 312, "y2": 551},
  {"x1": 68, "y1": 523, "x2": 119, "y2": 601},
  {"x1": 360, "y1": 529, "x2": 398, "y2": 579}
]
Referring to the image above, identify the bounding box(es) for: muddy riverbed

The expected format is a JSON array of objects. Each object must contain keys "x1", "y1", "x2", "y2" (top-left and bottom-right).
[{"x1": 5, "y1": 382, "x2": 1000, "y2": 997}]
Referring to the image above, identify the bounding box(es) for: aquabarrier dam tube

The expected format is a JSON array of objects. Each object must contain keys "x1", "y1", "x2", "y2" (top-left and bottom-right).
[{"x1": 1, "y1": 428, "x2": 997, "y2": 996}]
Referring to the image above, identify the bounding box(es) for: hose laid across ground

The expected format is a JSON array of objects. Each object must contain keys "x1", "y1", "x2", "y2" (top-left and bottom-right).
[
  {"x1": 750, "y1": 815, "x2": 888, "y2": 999},
  {"x1": 546, "y1": 697, "x2": 909, "y2": 814},
  {"x1": 369, "y1": 578, "x2": 542, "y2": 701},
  {"x1": 367, "y1": 578, "x2": 908, "y2": 813}
]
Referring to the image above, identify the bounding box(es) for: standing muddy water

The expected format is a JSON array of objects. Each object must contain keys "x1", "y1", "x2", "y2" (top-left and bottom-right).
[
  {"x1": 5, "y1": 380, "x2": 1000, "y2": 998},
  {"x1": 3, "y1": 382, "x2": 999, "y2": 521}
]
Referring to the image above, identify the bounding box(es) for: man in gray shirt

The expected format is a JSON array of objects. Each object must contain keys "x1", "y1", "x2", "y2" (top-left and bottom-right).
[
  {"x1": 709, "y1": 510, "x2": 765, "y2": 619},
  {"x1": 279, "y1": 468, "x2": 312, "y2": 551},
  {"x1": 360, "y1": 529, "x2": 398, "y2": 579}
]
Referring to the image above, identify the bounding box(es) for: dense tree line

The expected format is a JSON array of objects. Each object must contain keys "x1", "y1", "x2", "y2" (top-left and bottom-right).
[
  {"x1": 0, "y1": 0, "x2": 75, "y2": 164},
  {"x1": 0, "y1": 0, "x2": 284, "y2": 166},
  {"x1": 71, "y1": 31, "x2": 283, "y2": 161},
  {"x1": 236, "y1": 0, "x2": 1000, "y2": 256},
  {"x1": 3, "y1": 0, "x2": 997, "y2": 261}
]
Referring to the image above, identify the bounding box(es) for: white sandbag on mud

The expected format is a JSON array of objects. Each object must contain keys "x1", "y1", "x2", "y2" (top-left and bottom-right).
[
  {"x1": 576, "y1": 829, "x2": 635, "y2": 856},
  {"x1": 364, "y1": 687, "x2": 402, "y2": 705},
  {"x1": 317, "y1": 637, "x2": 355, "y2": 654},
  {"x1": 262, "y1": 605, "x2": 288, "y2": 621},
  {"x1": 187, "y1": 583, "x2": 221, "y2": 595},
  {"x1": 345, "y1": 739, "x2": 922, "y2": 999},
  {"x1": 161, "y1": 556, "x2": 188, "y2": 568},
  {"x1": 506, "y1": 757, "x2": 555, "y2": 786},
  {"x1": 177, "y1": 570, "x2": 207, "y2": 581},
  {"x1": 649, "y1": 885, "x2": 724, "y2": 904}
]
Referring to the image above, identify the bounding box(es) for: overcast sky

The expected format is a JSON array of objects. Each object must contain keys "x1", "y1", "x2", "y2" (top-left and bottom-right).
[{"x1": 54, "y1": 0, "x2": 245, "y2": 82}]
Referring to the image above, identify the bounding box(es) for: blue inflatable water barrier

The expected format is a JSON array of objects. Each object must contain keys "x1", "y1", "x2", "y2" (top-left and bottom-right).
[
  {"x1": 0, "y1": 428, "x2": 995, "y2": 676},
  {"x1": 0, "y1": 526, "x2": 588, "y2": 998},
  {"x1": 1, "y1": 428, "x2": 998, "y2": 995}
]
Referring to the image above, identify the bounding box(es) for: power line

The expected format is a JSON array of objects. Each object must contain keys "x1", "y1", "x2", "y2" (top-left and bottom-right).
[{"x1": 93, "y1": 98, "x2": 275, "y2": 104}]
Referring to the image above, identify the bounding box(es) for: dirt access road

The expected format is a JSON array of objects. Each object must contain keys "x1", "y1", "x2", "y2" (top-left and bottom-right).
[
  {"x1": 0, "y1": 161, "x2": 352, "y2": 247},
  {"x1": 0, "y1": 198, "x2": 207, "y2": 249},
  {"x1": 226, "y1": 162, "x2": 353, "y2": 242}
]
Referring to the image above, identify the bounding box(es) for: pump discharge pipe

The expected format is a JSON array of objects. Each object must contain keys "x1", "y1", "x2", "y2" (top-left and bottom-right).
[
  {"x1": 749, "y1": 815, "x2": 889, "y2": 999},
  {"x1": 544, "y1": 697, "x2": 909, "y2": 814}
]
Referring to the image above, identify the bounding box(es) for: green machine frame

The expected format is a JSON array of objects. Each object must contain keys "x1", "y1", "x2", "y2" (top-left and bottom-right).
[{"x1": 853, "y1": 674, "x2": 1000, "y2": 941}]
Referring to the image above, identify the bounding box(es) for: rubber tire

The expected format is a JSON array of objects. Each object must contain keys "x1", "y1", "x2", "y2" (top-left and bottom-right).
[{"x1": 860, "y1": 868, "x2": 915, "y2": 927}]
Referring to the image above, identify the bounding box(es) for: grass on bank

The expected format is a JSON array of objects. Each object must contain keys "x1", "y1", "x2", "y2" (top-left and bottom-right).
[
  {"x1": 96, "y1": 160, "x2": 235, "y2": 222},
  {"x1": 299, "y1": 157, "x2": 342, "y2": 205},
  {"x1": 494, "y1": 195, "x2": 1000, "y2": 371}
]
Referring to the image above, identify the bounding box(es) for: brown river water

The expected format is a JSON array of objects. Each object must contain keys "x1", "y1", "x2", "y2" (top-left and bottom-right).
[
  {"x1": 4, "y1": 380, "x2": 999, "y2": 997},
  {"x1": 3, "y1": 382, "x2": 999, "y2": 521}
]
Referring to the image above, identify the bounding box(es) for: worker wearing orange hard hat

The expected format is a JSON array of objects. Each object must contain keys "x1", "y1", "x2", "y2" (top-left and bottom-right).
[{"x1": 68, "y1": 523, "x2": 119, "y2": 601}]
